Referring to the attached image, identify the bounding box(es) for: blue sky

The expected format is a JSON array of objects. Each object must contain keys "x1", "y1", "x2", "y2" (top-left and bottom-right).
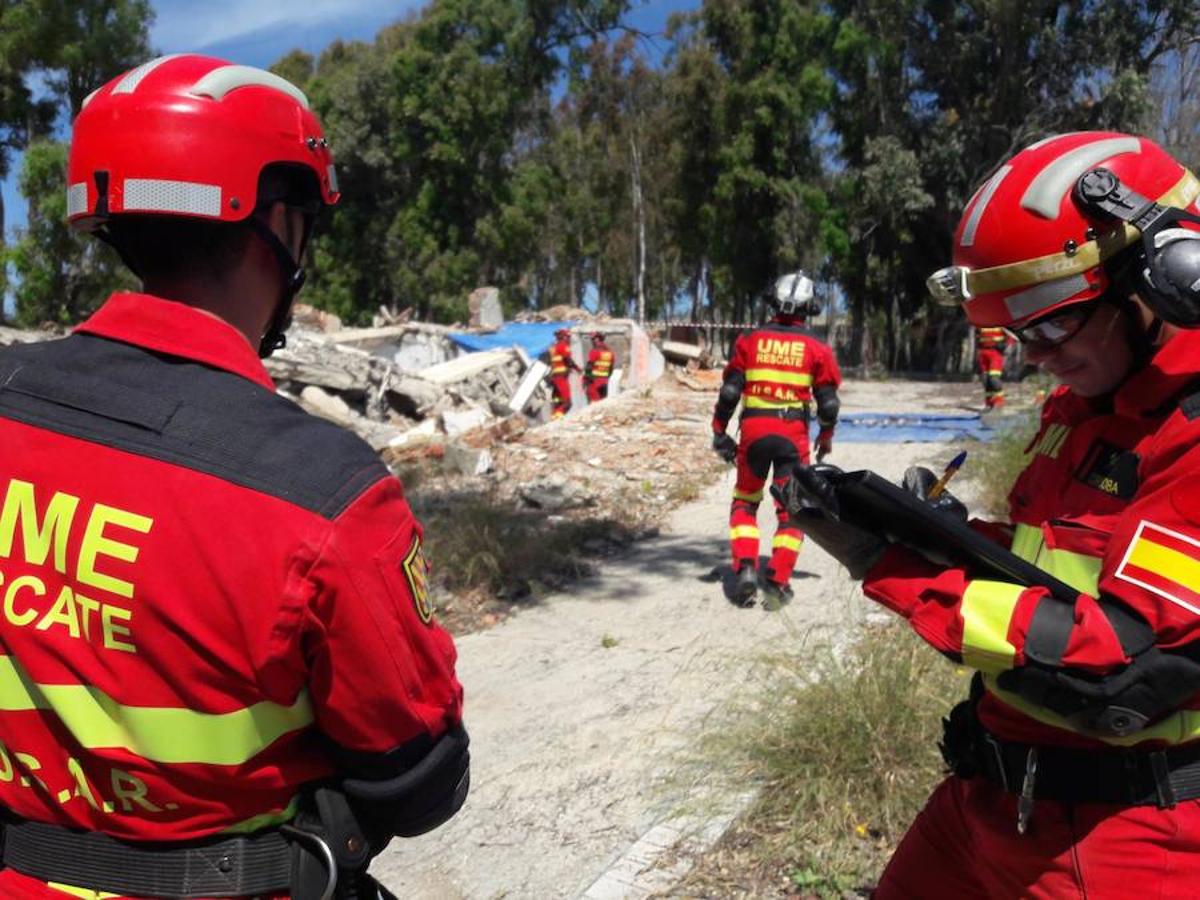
[{"x1": 2, "y1": 0, "x2": 684, "y2": 238}]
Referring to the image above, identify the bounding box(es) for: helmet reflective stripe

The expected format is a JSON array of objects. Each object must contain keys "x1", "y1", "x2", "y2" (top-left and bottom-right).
[
  {"x1": 960, "y1": 165, "x2": 1012, "y2": 248},
  {"x1": 327, "y1": 164, "x2": 339, "y2": 195},
  {"x1": 113, "y1": 54, "x2": 185, "y2": 95},
  {"x1": 66, "y1": 182, "x2": 88, "y2": 217},
  {"x1": 124, "y1": 178, "x2": 222, "y2": 217},
  {"x1": 189, "y1": 64, "x2": 310, "y2": 108},
  {"x1": 1025, "y1": 131, "x2": 1086, "y2": 151},
  {"x1": 1020, "y1": 136, "x2": 1141, "y2": 219},
  {"x1": 1005, "y1": 274, "x2": 1090, "y2": 322}
]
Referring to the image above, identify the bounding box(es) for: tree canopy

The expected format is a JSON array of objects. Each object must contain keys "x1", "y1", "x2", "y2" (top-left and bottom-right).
[{"x1": 3, "y1": 0, "x2": 1198, "y2": 369}]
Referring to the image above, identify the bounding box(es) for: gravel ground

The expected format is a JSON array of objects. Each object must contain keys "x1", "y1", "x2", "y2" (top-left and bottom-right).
[{"x1": 371, "y1": 377, "x2": 1012, "y2": 899}]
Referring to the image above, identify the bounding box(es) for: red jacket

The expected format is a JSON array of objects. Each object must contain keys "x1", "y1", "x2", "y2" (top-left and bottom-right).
[
  {"x1": 0, "y1": 293, "x2": 463, "y2": 898},
  {"x1": 585, "y1": 343, "x2": 615, "y2": 380},
  {"x1": 976, "y1": 326, "x2": 1009, "y2": 351},
  {"x1": 548, "y1": 340, "x2": 579, "y2": 377},
  {"x1": 713, "y1": 318, "x2": 841, "y2": 433},
  {"x1": 865, "y1": 328, "x2": 1200, "y2": 749}
]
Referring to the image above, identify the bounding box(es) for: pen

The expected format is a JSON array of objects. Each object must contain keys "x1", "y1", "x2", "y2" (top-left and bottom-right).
[{"x1": 927, "y1": 450, "x2": 968, "y2": 500}]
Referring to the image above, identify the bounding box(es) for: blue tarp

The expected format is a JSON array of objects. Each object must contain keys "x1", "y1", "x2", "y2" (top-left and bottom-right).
[
  {"x1": 447, "y1": 321, "x2": 579, "y2": 359},
  {"x1": 811, "y1": 412, "x2": 1009, "y2": 444}
]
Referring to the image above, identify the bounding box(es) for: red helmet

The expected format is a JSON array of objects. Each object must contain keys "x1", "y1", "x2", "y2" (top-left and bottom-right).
[
  {"x1": 590, "y1": 331, "x2": 605, "y2": 342},
  {"x1": 928, "y1": 132, "x2": 1200, "y2": 327},
  {"x1": 67, "y1": 54, "x2": 339, "y2": 231},
  {"x1": 555, "y1": 327, "x2": 571, "y2": 338}
]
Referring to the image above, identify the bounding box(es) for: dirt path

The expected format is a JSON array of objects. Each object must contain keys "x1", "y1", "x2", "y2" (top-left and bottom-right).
[{"x1": 372, "y1": 379, "x2": 993, "y2": 898}]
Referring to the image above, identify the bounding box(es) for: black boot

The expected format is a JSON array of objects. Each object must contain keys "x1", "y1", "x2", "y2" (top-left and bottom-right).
[
  {"x1": 734, "y1": 564, "x2": 758, "y2": 607},
  {"x1": 761, "y1": 580, "x2": 793, "y2": 611}
]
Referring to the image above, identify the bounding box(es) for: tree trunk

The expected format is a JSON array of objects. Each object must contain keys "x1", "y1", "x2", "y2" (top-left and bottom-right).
[{"x1": 630, "y1": 132, "x2": 646, "y2": 325}]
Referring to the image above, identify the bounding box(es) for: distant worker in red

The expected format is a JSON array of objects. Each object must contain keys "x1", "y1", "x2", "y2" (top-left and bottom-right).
[
  {"x1": 547, "y1": 327, "x2": 581, "y2": 419},
  {"x1": 976, "y1": 324, "x2": 1009, "y2": 409},
  {"x1": 584, "y1": 331, "x2": 616, "y2": 402},
  {"x1": 711, "y1": 272, "x2": 842, "y2": 609},
  {"x1": 0, "y1": 55, "x2": 467, "y2": 899}
]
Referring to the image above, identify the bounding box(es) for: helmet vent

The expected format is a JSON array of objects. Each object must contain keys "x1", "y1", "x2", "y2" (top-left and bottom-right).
[
  {"x1": 1021, "y1": 137, "x2": 1141, "y2": 219},
  {"x1": 188, "y1": 66, "x2": 310, "y2": 108}
]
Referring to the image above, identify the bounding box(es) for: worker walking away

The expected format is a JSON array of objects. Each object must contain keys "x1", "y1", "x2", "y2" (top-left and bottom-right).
[
  {"x1": 584, "y1": 331, "x2": 616, "y2": 402},
  {"x1": 976, "y1": 325, "x2": 1009, "y2": 409},
  {"x1": 780, "y1": 132, "x2": 1200, "y2": 898},
  {"x1": 0, "y1": 55, "x2": 467, "y2": 899},
  {"x1": 547, "y1": 327, "x2": 580, "y2": 419},
  {"x1": 711, "y1": 271, "x2": 842, "y2": 610}
]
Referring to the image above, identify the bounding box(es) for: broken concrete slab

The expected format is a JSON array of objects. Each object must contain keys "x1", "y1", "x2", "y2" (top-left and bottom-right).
[
  {"x1": 441, "y1": 406, "x2": 492, "y2": 437},
  {"x1": 468, "y1": 287, "x2": 503, "y2": 329},
  {"x1": 444, "y1": 443, "x2": 494, "y2": 477}
]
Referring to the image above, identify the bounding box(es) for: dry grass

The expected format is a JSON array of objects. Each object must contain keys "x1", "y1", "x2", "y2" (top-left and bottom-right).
[
  {"x1": 974, "y1": 406, "x2": 1040, "y2": 518},
  {"x1": 671, "y1": 623, "x2": 966, "y2": 898}
]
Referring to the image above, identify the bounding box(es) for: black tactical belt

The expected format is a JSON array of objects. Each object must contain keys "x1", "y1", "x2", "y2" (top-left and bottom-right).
[
  {"x1": 2, "y1": 820, "x2": 293, "y2": 897},
  {"x1": 741, "y1": 406, "x2": 810, "y2": 422},
  {"x1": 943, "y1": 696, "x2": 1200, "y2": 808}
]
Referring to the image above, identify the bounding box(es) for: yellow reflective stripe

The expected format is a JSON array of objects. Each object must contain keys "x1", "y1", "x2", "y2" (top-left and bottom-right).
[
  {"x1": 1011, "y1": 523, "x2": 1042, "y2": 560},
  {"x1": 744, "y1": 395, "x2": 805, "y2": 410},
  {"x1": 730, "y1": 525, "x2": 760, "y2": 540},
  {"x1": 1128, "y1": 538, "x2": 1200, "y2": 595},
  {"x1": 47, "y1": 884, "x2": 120, "y2": 900},
  {"x1": 222, "y1": 794, "x2": 302, "y2": 834},
  {"x1": 1008, "y1": 523, "x2": 1101, "y2": 595},
  {"x1": 960, "y1": 580, "x2": 1023, "y2": 673},
  {"x1": 984, "y1": 673, "x2": 1200, "y2": 747},
  {"x1": 986, "y1": 369, "x2": 1003, "y2": 375},
  {"x1": 772, "y1": 533, "x2": 803, "y2": 552},
  {"x1": 732, "y1": 489, "x2": 763, "y2": 503},
  {"x1": 0, "y1": 657, "x2": 313, "y2": 765},
  {"x1": 745, "y1": 368, "x2": 813, "y2": 386}
]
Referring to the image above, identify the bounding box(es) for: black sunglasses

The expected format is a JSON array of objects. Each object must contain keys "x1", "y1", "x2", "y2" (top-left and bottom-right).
[{"x1": 1006, "y1": 300, "x2": 1102, "y2": 349}]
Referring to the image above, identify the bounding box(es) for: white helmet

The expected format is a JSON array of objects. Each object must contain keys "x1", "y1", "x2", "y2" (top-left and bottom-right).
[{"x1": 773, "y1": 271, "x2": 817, "y2": 316}]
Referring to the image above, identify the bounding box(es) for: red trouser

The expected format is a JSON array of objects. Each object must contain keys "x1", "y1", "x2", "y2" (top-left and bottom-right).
[
  {"x1": 729, "y1": 416, "x2": 809, "y2": 585},
  {"x1": 875, "y1": 774, "x2": 1200, "y2": 899},
  {"x1": 977, "y1": 348, "x2": 1005, "y2": 407},
  {"x1": 585, "y1": 377, "x2": 608, "y2": 402},
  {"x1": 549, "y1": 375, "x2": 571, "y2": 418}
]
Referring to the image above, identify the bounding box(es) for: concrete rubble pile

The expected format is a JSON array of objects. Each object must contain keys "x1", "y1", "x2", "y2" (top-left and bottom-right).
[{"x1": 269, "y1": 324, "x2": 551, "y2": 462}]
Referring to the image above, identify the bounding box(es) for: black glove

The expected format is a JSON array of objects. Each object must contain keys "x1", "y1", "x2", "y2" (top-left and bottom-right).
[
  {"x1": 712, "y1": 433, "x2": 738, "y2": 463},
  {"x1": 772, "y1": 465, "x2": 887, "y2": 579},
  {"x1": 901, "y1": 466, "x2": 969, "y2": 520},
  {"x1": 997, "y1": 645, "x2": 1200, "y2": 737}
]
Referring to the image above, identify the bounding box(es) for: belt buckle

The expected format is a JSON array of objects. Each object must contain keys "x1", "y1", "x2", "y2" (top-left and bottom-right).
[{"x1": 280, "y1": 824, "x2": 338, "y2": 900}]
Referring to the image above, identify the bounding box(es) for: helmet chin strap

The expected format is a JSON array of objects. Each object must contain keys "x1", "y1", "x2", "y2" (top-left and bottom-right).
[{"x1": 249, "y1": 216, "x2": 310, "y2": 358}]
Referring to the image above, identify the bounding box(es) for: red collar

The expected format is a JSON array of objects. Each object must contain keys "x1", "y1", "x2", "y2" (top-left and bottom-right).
[
  {"x1": 1114, "y1": 328, "x2": 1200, "y2": 417},
  {"x1": 75, "y1": 292, "x2": 275, "y2": 391}
]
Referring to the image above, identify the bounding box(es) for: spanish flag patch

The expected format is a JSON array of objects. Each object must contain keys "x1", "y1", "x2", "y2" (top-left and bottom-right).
[
  {"x1": 1115, "y1": 520, "x2": 1200, "y2": 616},
  {"x1": 402, "y1": 535, "x2": 433, "y2": 624}
]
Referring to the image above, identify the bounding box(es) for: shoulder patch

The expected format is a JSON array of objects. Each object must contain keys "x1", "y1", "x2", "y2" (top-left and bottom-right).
[
  {"x1": 402, "y1": 534, "x2": 433, "y2": 624},
  {"x1": 1115, "y1": 520, "x2": 1200, "y2": 617},
  {"x1": 1074, "y1": 440, "x2": 1139, "y2": 500}
]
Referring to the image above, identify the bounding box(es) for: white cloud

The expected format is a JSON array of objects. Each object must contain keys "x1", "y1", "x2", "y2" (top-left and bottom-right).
[{"x1": 150, "y1": 0, "x2": 405, "y2": 53}]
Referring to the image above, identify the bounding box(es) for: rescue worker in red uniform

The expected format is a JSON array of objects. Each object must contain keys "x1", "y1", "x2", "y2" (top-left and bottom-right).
[
  {"x1": 976, "y1": 325, "x2": 1009, "y2": 409},
  {"x1": 0, "y1": 55, "x2": 467, "y2": 899},
  {"x1": 547, "y1": 327, "x2": 580, "y2": 419},
  {"x1": 712, "y1": 272, "x2": 842, "y2": 610},
  {"x1": 779, "y1": 132, "x2": 1200, "y2": 897},
  {"x1": 584, "y1": 331, "x2": 615, "y2": 402}
]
